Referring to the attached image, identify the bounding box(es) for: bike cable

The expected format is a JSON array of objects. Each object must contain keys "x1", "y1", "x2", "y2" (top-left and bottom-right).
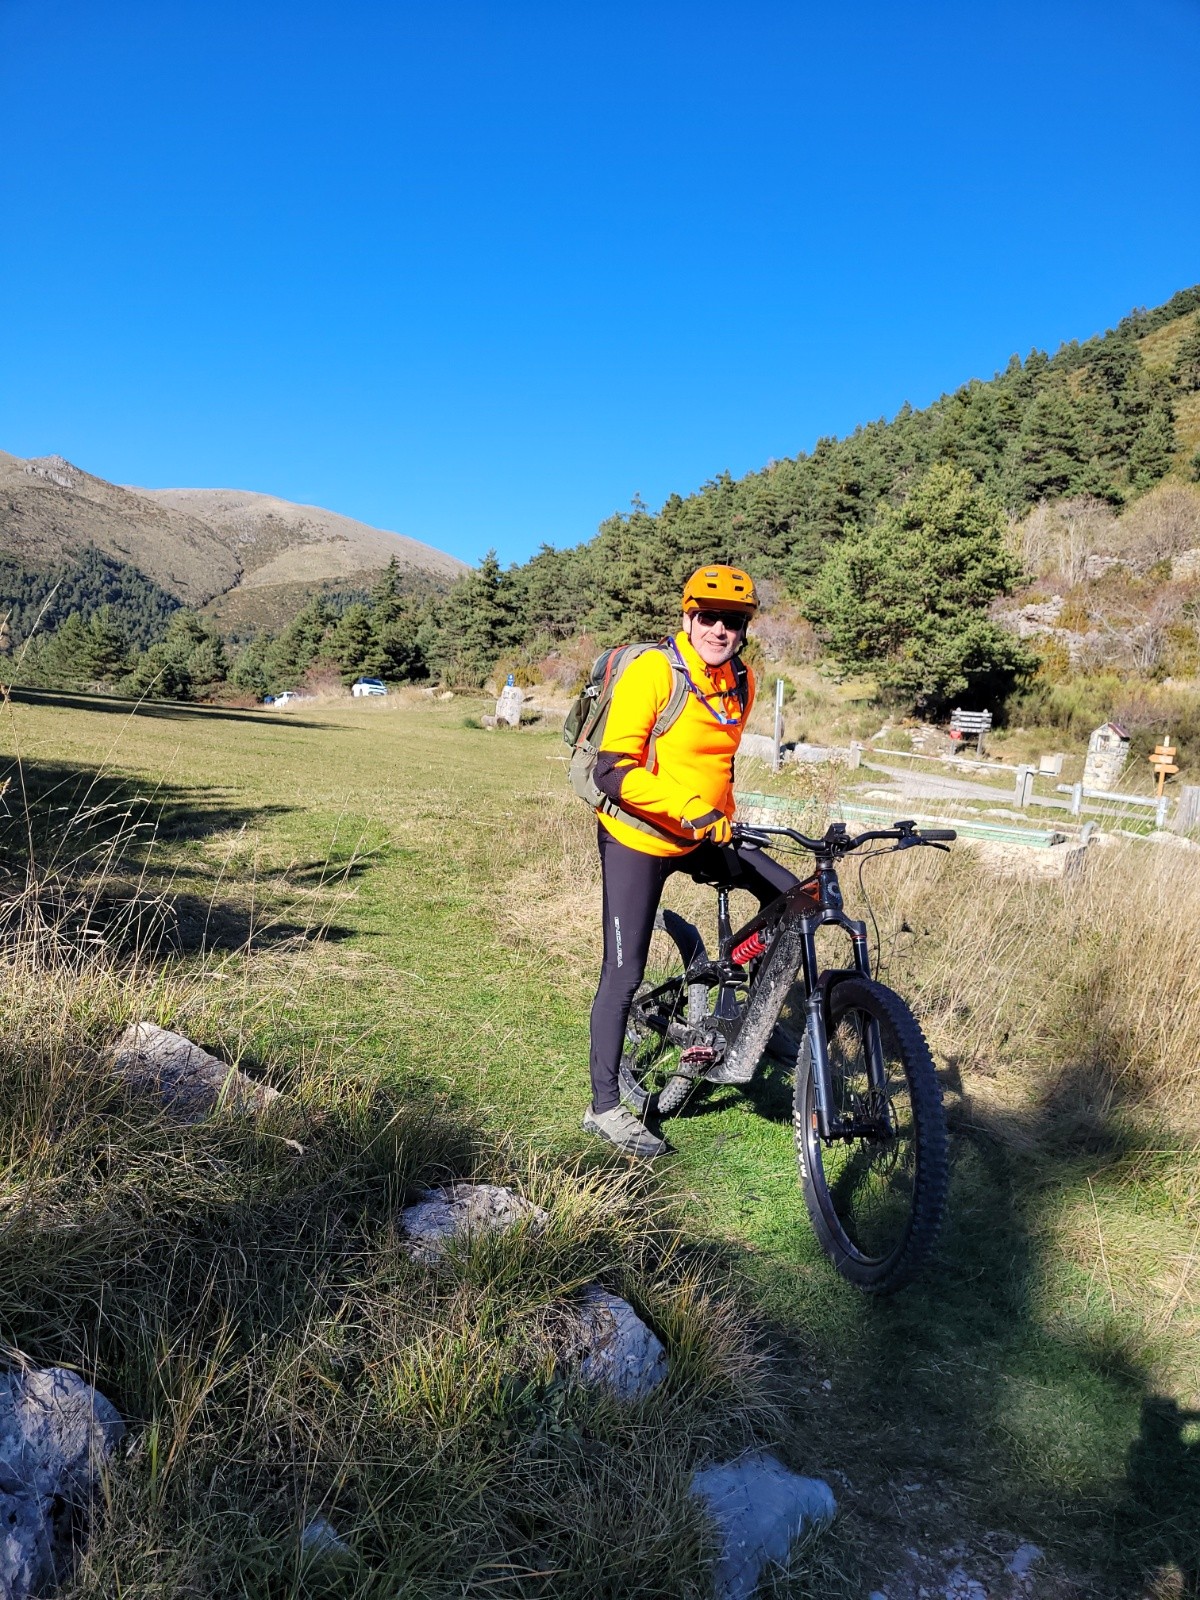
[{"x1": 854, "y1": 846, "x2": 898, "y2": 981}]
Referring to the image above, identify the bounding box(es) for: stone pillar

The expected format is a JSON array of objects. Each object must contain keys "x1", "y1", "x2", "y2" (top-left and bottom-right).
[
  {"x1": 495, "y1": 675, "x2": 523, "y2": 727},
  {"x1": 1176, "y1": 785, "x2": 1200, "y2": 835},
  {"x1": 1014, "y1": 765, "x2": 1034, "y2": 808}
]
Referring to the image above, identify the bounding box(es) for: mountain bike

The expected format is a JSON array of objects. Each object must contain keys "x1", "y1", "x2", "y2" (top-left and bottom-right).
[{"x1": 618, "y1": 819, "x2": 954, "y2": 1293}]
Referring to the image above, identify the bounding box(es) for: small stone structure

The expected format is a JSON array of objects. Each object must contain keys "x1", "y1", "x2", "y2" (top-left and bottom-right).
[
  {"x1": 737, "y1": 733, "x2": 776, "y2": 763},
  {"x1": 0, "y1": 1367, "x2": 125, "y2": 1599},
  {"x1": 690, "y1": 1452, "x2": 836, "y2": 1600},
  {"x1": 1082, "y1": 721, "x2": 1129, "y2": 791},
  {"x1": 495, "y1": 680, "x2": 524, "y2": 727},
  {"x1": 111, "y1": 1022, "x2": 280, "y2": 1121}
]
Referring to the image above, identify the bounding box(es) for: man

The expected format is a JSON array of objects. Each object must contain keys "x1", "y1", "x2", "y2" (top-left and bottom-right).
[{"x1": 583, "y1": 564, "x2": 799, "y2": 1157}]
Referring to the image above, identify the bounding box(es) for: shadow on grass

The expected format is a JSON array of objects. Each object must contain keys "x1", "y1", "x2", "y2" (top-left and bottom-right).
[
  {"x1": 654, "y1": 1044, "x2": 1200, "y2": 1598},
  {"x1": 0, "y1": 758, "x2": 365, "y2": 957},
  {"x1": 7, "y1": 683, "x2": 338, "y2": 728}
]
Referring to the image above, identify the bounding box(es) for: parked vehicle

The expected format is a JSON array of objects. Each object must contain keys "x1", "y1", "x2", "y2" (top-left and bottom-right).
[
  {"x1": 272, "y1": 690, "x2": 302, "y2": 706},
  {"x1": 351, "y1": 678, "x2": 388, "y2": 697}
]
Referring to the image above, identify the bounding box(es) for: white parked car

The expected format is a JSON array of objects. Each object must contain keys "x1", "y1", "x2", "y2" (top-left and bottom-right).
[
  {"x1": 272, "y1": 690, "x2": 302, "y2": 706},
  {"x1": 351, "y1": 677, "x2": 388, "y2": 697}
]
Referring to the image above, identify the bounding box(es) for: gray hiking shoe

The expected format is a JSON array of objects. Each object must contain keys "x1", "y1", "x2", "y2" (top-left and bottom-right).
[{"x1": 582, "y1": 1104, "x2": 667, "y2": 1160}]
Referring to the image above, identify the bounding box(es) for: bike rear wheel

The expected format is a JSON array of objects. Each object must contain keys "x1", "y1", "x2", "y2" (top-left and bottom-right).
[
  {"x1": 795, "y1": 977, "x2": 947, "y2": 1293},
  {"x1": 618, "y1": 910, "x2": 711, "y2": 1119}
]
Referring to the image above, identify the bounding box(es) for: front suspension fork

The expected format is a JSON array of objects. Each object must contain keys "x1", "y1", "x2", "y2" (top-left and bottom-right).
[{"x1": 801, "y1": 918, "x2": 889, "y2": 1142}]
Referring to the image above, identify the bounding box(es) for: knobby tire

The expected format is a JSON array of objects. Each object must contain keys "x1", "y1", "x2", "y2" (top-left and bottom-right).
[{"x1": 795, "y1": 976, "x2": 947, "y2": 1294}]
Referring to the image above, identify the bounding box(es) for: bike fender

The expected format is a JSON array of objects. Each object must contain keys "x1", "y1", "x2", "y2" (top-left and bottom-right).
[
  {"x1": 657, "y1": 908, "x2": 709, "y2": 972},
  {"x1": 811, "y1": 968, "x2": 860, "y2": 1031}
]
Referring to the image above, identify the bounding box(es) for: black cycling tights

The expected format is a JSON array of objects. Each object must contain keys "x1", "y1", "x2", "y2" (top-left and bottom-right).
[{"x1": 588, "y1": 824, "x2": 799, "y2": 1113}]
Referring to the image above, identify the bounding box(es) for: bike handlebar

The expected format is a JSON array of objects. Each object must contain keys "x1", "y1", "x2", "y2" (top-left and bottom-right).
[{"x1": 732, "y1": 818, "x2": 956, "y2": 856}]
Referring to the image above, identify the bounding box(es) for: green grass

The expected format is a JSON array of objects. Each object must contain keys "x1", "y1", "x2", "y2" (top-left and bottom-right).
[{"x1": 2, "y1": 687, "x2": 1198, "y2": 1598}]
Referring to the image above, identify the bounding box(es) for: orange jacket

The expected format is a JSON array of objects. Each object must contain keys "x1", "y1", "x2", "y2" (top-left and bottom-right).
[{"x1": 595, "y1": 630, "x2": 755, "y2": 857}]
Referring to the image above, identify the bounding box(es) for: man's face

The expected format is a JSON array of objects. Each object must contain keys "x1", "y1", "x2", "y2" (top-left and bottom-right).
[{"x1": 686, "y1": 608, "x2": 748, "y2": 668}]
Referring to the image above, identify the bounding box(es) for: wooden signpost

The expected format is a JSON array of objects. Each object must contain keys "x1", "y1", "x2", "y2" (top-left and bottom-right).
[
  {"x1": 1148, "y1": 736, "x2": 1179, "y2": 798},
  {"x1": 950, "y1": 708, "x2": 993, "y2": 757}
]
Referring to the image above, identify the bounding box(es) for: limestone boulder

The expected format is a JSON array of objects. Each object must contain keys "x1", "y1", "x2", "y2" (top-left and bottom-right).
[
  {"x1": 0, "y1": 1367, "x2": 125, "y2": 1600},
  {"x1": 568, "y1": 1287, "x2": 667, "y2": 1401},
  {"x1": 690, "y1": 1451, "x2": 836, "y2": 1600},
  {"x1": 111, "y1": 1022, "x2": 280, "y2": 1121},
  {"x1": 399, "y1": 1183, "x2": 549, "y2": 1264}
]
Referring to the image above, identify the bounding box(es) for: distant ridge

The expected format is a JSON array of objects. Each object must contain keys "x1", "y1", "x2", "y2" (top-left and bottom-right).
[{"x1": 0, "y1": 452, "x2": 468, "y2": 636}]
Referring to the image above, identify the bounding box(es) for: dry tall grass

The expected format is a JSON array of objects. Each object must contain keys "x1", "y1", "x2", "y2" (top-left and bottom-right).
[{"x1": 0, "y1": 763, "x2": 791, "y2": 1599}]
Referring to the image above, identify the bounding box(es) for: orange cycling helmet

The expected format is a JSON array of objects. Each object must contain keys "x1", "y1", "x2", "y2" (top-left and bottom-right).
[{"x1": 682, "y1": 564, "x2": 759, "y2": 617}]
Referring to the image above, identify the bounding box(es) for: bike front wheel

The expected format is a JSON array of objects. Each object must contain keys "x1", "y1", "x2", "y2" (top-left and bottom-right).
[{"x1": 795, "y1": 977, "x2": 947, "y2": 1294}]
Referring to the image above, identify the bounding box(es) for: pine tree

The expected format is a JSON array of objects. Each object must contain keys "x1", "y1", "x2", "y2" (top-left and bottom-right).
[
  {"x1": 330, "y1": 603, "x2": 377, "y2": 682},
  {"x1": 1007, "y1": 388, "x2": 1110, "y2": 505},
  {"x1": 806, "y1": 463, "x2": 1033, "y2": 711},
  {"x1": 84, "y1": 606, "x2": 131, "y2": 682},
  {"x1": 1128, "y1": 407, "x2": 1176, "y2": 490},
  {"x1": 1173, "y1": 316, "x2": 1200, "y2": 392}
]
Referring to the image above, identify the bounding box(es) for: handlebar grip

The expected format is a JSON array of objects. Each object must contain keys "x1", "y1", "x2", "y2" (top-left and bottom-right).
[{"x1": 919, "y1": 829, "x2": 957, "y2": 841}]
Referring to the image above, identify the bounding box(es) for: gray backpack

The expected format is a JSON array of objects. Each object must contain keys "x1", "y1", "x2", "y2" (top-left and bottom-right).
[{"x1": 563, "y1": 640, "x2": 746, "y2": 839}]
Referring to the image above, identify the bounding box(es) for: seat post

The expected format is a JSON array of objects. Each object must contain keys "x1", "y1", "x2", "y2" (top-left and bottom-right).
[{"x1": 716, "y1": 887, "x2": 732, "y2": 958}]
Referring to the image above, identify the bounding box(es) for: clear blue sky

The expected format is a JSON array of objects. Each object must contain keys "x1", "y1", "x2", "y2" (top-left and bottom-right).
[{"x1": 2, "y1": 1, "x2": 1199, "y2": 567}]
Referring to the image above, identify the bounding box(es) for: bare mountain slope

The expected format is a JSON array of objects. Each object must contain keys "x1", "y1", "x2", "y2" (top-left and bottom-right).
[
  {"x1": 139, "y1": 487, "x2": 466, "y2": 631},
  {"x1": 0, "y1": 452, "x2": 468, "y2": 633},
  {"x1": 0, "y1": 451, "x2": 240, "y2": 604}
]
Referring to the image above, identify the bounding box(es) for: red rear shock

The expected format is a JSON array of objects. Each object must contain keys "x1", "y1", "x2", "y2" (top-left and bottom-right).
[{"x1": 730, "y1": 928, "x2": 770, "y2": 966}]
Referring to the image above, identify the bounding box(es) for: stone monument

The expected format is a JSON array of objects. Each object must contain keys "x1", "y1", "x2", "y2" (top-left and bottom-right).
[
  {"x1": 1082, "y1": 721, "x2": 1129, "y2": 791},
  {"x1": 495, "y1": 672, "x2": 523, "y2": 727}
]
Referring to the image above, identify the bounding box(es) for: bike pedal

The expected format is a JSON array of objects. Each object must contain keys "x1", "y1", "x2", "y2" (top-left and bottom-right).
[{"x1": 679, "y1": 1044, "x2": 719, "y2": 1074}]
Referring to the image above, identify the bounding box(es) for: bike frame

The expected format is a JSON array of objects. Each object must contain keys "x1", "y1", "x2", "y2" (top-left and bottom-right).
[
  {"x1": 633, "y1": 819, "x2": 955, "y2": 1140},
  {"x1": 698, "y1": 848, "x2": 884, "y2": 1140}
]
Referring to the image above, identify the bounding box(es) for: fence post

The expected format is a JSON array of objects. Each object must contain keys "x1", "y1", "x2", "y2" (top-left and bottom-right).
[
  {"x1": 1155, "y1": 794, "x2": 1169, "y2": 829},
  {"x1": 1014, "y1": 764, "x2": 1033, "y2": 808},
  {"x1": 1176, "y1": 786, "x2": 1200, "y2": 834},
  {"x1": 772, "y1": 679, "x2": 784, "y2": 772},
  {"x1": 1070, "y1": 782, "x2": 1083, "y2": 817}
]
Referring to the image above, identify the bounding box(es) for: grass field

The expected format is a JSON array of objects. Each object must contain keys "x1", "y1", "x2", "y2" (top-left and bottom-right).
[{"x1": 2, "y1": 687, "x2": 1199, "y2": 1599}]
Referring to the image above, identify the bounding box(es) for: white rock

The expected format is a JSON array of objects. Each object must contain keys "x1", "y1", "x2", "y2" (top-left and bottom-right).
[
  {"x1": 300, "y1": 1516, "x2": 352, "y2": 1560},
  {"x1": 690, "y1": 1451, "x2": 836, "y2": 1600},
  {"x1": 1006, "y1": 1542, "x2": 1043, "y2": 1580},
  {"x1": 571, "y1": 1287, "x2": 667, "y2": 1400},
  {"x1": 0, "y1": 1367, "x2": 125, "y2": 1600},
  {"x1": 111, "y1": 1022, "x2": 280, "y2": 1121},
  {"x1": 495, "y1": 685, "x2": 524, "y2": 726},
  {"x1": 399, "y1": 1183, "x2": 548, "y2": 1264},
  {"x1": 738, "y1": 733, "x2": 778, "y2": 763}
]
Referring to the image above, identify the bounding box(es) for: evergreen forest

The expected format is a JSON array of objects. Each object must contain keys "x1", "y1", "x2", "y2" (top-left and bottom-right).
[{"x1": 6, "y1": 286, "x2": 1200, "y2": 712}]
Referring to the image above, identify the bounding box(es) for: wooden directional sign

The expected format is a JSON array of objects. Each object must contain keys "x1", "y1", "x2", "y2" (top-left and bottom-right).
[
  {"x1": 950, "y1": 708, "x2": 993, "y2": 755},
  {"x1": 1148, "y1": 739, "x2": 1179, "y2": 797}
]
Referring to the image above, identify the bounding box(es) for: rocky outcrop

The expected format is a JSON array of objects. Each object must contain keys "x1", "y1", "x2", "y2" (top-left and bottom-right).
[
  {"x1": 690, "y1": 1452, "x2": 836, "y2": 1600},
  {"x1": 0, "y1": 1367, "x2": 124, "y2": 1599}
]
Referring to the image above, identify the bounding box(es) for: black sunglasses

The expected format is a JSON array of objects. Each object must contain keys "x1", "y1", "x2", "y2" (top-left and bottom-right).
[{"x1": 694, "y1": 610, "x2": 748, "y2": 631}]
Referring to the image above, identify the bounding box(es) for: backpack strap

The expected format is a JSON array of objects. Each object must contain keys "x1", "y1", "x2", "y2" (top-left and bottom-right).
[
  {"x1": 665, "y1": 638, "x2": 749, "y2": 725},
  {"x1": 596, "y1": 642, "x2": 691, "y2": 841}
]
